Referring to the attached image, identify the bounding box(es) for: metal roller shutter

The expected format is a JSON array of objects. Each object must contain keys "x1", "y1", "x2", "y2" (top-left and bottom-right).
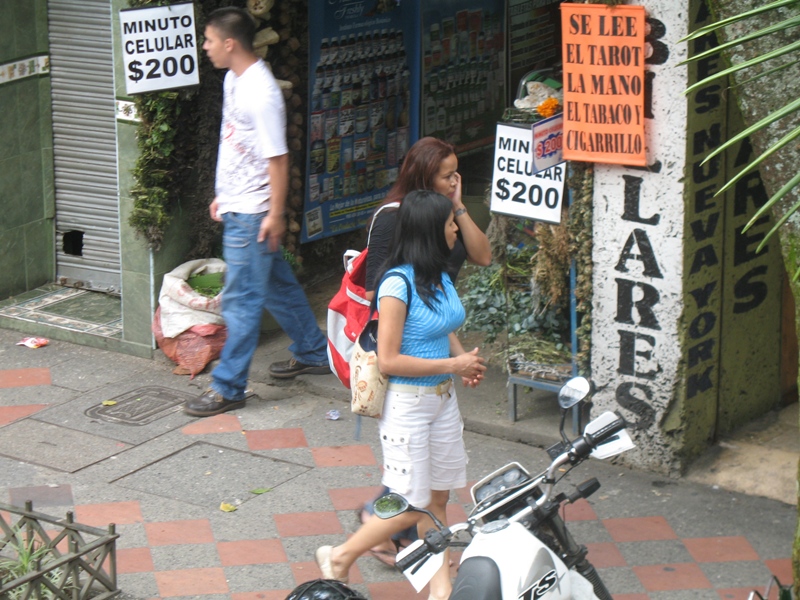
[{"x1": 48, "y1": 0, "x2": 121, "y2": 293}]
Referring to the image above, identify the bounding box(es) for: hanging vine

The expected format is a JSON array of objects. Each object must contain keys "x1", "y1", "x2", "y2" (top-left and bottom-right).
[{"x1": 128, "y1": 89, "x2": 185, "y2": 250}]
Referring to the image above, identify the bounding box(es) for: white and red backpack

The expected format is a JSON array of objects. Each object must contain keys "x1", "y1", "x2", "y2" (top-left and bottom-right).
[{"x1": 326, "y1": 202, "x2": 399, "y2": 388}]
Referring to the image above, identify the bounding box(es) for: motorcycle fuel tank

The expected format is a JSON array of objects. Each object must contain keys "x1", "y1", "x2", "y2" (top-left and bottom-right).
[{"x1": 459, "y1": 521, "x2": 571, "y2": 599}]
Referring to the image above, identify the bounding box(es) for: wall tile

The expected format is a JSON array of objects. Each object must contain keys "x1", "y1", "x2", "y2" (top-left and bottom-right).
[
  {"x1": 17, "y1": 79, "x2": 41, "y2": 155},
  {"x1": 0, "y1": 156, "x2": 22, "y2": 231},
  {"x1": 23, "y1": 219, "x2": 55, "y2": 288},
  {"x1": 41, "y1": 147, "x2": 54, "y2": 219},
  {"x1": 0, "y1": 85, "x2": 19, "y2": 162},
  {"x1": 14, "y1": 1, "x2": 39, "y2": 58},
  {"x1": 121, "y1": 270, "x2": 155, "y2": 346},
  {"x1": 0, "y1": 228, "x2": 27, "y2": 298},
  {"x1": 38, "y1": 77, "x2": 53, "y2": 150},
  {"x1": 0, "y1": 0, "x2": 20, "y2": 62},
  {"x1": 18, "y1": 150, "x2": 45, "y2": 224},
  {"x1": 34, "y1": 0, "x2": 49, "y2": 54}
]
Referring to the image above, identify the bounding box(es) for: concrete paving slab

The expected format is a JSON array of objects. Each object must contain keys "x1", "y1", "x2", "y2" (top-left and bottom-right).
[
  {"x1": 151, "y1": 543, "x2": 221, "y2": 571},
  {"x1": 32, "y1": 384, "x2": 197, "y2": 446},
  {"x1": 0, "y1": 384, "x2": 81, "y2": 406},
  {"x1": 699, "y1": 561, "x2": 774, "y2": 589},
  {"x1": 618, "y1": 540, "x2": 695, "y2": 566},
  {"x1": 223, "y1": 563, "x2": 297, "y2": 593},
  {"x1": 48, "y1": 350, "x2": 154, "y2": 392},
  {"x1": 0, "y1": 419, "x2": 129, "y2": 472},
  {"x1": 113, "y1": 441, "x2": 312, "y2": 509},
  {"x1": 595, "y1": 566, "x2": 646, "y2": 594},
  {"x1": 8, "y1": 483, "x2": 73, "y2": 507},
  {"x1": 0, "y1": 455, "x2": 60, "y2": 493}
]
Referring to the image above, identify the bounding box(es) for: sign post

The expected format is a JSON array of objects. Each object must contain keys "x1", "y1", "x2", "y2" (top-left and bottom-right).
[
  {"x1": 120, "y1": 3, "x2": 200, "y2": 95},
  {"x1": 490, "y1": 122, "x2": 565, "y2": 224}
]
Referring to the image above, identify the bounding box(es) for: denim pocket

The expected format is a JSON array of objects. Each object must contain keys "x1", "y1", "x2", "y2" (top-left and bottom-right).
[
  {"x1": 223, "y1": 235, "x2": 250, "y2": 266},
  {"x1": 380, "y1": 428, "x2": 412, "y2": 495}
]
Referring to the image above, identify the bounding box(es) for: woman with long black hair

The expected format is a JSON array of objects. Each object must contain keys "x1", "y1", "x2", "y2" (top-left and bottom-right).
[{"x1": 315, "y1": 191, "x2": 487, "y2": 600}]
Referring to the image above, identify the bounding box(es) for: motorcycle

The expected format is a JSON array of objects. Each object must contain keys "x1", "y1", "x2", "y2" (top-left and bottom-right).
[{"x1": 373, "y1": 376, "x2": 635, "y2": 600}]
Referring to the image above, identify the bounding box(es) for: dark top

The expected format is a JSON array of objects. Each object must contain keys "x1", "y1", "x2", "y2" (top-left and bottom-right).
[{"x1": 365, "y1": 207, "x2": 468, "y2": 291}]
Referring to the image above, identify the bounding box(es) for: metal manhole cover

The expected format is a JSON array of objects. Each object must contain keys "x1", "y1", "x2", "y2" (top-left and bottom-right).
[{"x1": 85, "y1": 386, "x2": 191, "y2": 425}]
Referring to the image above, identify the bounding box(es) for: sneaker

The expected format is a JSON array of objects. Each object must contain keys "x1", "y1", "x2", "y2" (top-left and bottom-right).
[
  {"x1": 269, "y1": 358, "x2": 331, "y2": 379},
  {"x1": 184, "y1": 389, "x2": 244, "y2": 417}
]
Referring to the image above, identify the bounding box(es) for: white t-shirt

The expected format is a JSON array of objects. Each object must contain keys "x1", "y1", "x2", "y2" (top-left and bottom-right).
[{"x1": 215, "y1": 59, "x2": 288, "y2": 214}]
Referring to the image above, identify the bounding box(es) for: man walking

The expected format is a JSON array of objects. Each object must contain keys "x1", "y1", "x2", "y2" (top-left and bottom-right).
[{"x1": 185, "y1": 7, "x2": 330, "y2": 418}]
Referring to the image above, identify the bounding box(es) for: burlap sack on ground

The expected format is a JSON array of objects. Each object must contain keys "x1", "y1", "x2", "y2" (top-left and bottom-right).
[
  {"x1": 154, "y1": 259, "x2": 227, "y2": 377},
  {"x1": 159, "y1": 259, "x2": 226, "y2": 338},
  {"x1": 153, "y1": 307, "x2": 227, "y2": 378}
]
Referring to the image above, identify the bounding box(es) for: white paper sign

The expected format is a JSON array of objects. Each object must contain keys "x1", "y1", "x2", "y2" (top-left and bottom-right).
[
  {"x1": 490, "y1": 122, "x2": 565, "y2": 224},
  {"x1": 120, "y1": 3, "x2": 200, "y2": 95},
  {"x1": 396, "y1": 540, "x2": 445, "y2": 592}
]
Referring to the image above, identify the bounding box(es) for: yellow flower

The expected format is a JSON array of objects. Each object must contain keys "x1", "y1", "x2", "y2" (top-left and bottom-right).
[{"x1": 537, "y1": 97, "x2": 561, "y2": 118}]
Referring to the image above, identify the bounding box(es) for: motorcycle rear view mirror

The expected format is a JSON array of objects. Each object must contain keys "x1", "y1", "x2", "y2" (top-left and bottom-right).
[
  {"x1": 374, "y1": 492, "x2": 446, "y2": 530},
  {"x1": 558, "y1": 376, "x2": 591, "y2": 410},
  {"x1": 374, "y1": 493, "x2": 409, "y2": 519}
]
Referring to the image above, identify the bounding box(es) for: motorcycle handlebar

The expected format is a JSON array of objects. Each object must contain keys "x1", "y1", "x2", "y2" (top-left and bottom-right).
[
  {"x1": 396, "y1": 541, "x2": 435, "y2": 572},
  {"x1": 570, "y1": 417, "x2": 626, "y2": 460}
]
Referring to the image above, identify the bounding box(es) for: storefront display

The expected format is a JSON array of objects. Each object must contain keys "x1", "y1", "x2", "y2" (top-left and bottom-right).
[
  {"x1": 302, "y1": 1, "x2": 421, "y2": 242},
  {"x1": 420, "y1": 0, "x2": 506, "y2": 154}
]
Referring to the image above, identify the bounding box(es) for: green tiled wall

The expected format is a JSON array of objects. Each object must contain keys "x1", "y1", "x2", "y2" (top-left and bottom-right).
[{"x1": 0, "y1": 0, "x2": 55, "y2": 300}]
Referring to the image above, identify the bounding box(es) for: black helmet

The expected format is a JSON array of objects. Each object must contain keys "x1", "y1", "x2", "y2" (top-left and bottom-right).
[{"x1": 285, "y1": 579, "x2": 367, "y2": 600}]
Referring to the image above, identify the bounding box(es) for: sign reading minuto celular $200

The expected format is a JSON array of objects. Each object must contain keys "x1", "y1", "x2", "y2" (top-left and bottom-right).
[
  {"x1": 560, "y1": 3, "x2": 646, "y2": 166},
  {"x1": 120, "y1": 3, "x2": 200, "y2": 95}
]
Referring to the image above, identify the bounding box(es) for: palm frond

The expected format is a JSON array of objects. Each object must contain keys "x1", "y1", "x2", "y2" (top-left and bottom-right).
[
  {"x1": 747, "y1": 171, "x2": 800, "y2": 248},
  {"x1": 700, "y1": 96, "x2": 800, "y2": 165},
  {"x1": 679, "y1": 0, "x2": 800, "y2": 42},
  {"x1": 732, "y1": 57, "x2": 800, "y2": 87},
  {"x1": 682, "y1": 14, "x2": 800, "y2": 64},
  {"x1": 716, "y1": 124, "x2": 800, "y2": 198},
  {"x1": 685, "y1": 38, "x2": 800, "y2": 95}
]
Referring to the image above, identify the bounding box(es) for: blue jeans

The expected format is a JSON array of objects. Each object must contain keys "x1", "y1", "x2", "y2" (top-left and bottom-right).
[{"x1": 211, "y1": 212, "x2": 328, "y2": 401}]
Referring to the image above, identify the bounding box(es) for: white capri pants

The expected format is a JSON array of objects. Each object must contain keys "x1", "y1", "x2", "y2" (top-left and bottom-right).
[{"x1": 378, "y1": 379, "x2": 468, "y2": 508}]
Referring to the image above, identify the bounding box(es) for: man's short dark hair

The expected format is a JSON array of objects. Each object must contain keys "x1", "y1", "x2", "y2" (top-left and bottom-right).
[{"x1": 206, "y1": 7, "x2": 257, "y2": 53}]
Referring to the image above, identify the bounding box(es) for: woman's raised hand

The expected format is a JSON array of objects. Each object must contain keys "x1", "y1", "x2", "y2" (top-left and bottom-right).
[
  {"x1": 451, "y1": 171, "x2": 463, "y2": 207},
  {"x1": 453, "y1": 348, "x2": 486, "y2": 386}
]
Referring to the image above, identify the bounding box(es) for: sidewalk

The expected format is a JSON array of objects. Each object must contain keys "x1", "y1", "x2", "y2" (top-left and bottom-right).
[{"x1": 0, "y1": 324, "x2": 796, "y2": 600}]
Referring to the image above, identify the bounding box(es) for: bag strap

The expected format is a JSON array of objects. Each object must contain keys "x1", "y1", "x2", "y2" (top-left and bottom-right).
[
  {"x1": 371, "y1": 270, "x2": 412, "y2": 319},
  {"x1": 366, "y1": 201, "x2": 400, "y2": 247},
  {"x1": 355, "y1": 269, "x2": 411, "y2": 443}
]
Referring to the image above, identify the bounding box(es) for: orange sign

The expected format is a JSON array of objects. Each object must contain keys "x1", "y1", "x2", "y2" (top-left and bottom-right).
[{"x1": 560, "y1": 4, "x2": 646, "y2": 166}]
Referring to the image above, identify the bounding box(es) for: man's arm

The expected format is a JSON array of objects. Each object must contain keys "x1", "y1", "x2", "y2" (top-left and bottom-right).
[{"x1": 259, "y1": 153, "x2": 289, "y2": 249}]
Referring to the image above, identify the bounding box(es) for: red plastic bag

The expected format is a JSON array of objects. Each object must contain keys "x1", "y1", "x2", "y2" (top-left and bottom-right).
[{"x1": 153, "y1": 307, "x2": 227, "y2": 378}]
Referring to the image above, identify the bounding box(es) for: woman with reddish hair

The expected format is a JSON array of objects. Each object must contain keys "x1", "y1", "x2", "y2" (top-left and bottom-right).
[{"x1": 365, "y1": 137, "x2": 492, "y2": 297}]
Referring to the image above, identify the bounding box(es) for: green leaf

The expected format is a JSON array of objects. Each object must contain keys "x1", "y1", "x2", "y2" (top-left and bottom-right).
[
  {"x1": 681, "y1": 14, "x2": 800, "y2": 64},
  {"x1": 678, "y1": 0, "x2": 800, "y2": 42},
  {"x1": 701, "y1": 96, "x2": 800, "y2": 167},
  {"x1": 719, "y1": 123, "x2": 800, "y2": 200},
  {"x1": 750, "y1": 171, "x2": 800, "y2": 251},
  {"x1": 250, "y1": 487, "x2": 272, "y2": 495},
  {"x1": 685, "y1": 38, "x2": 800, "y2": 96}
]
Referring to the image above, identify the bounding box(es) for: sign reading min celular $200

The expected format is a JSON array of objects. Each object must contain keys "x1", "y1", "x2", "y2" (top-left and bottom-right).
[
  {"x1": 490, "y1": 122, "x2": 566, "y2": 224},
  {"x1": 120, "y1": 3, "x2": 200, "y2": 95}
]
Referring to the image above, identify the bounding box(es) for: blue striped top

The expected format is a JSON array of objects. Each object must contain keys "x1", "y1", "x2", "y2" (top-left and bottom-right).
[{"x1": 377, "y1": 265, "x2": 466, "y2": 386}]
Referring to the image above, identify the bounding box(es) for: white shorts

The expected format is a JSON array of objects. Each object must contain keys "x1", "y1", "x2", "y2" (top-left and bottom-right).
[{"x1": 378, "y1": 379, "x2": 467, "y2": 508}]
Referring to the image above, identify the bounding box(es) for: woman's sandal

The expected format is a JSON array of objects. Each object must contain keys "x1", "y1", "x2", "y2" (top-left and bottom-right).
[{"x1": 369, "y1": 538, "x2": 411, "y2": 567}]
